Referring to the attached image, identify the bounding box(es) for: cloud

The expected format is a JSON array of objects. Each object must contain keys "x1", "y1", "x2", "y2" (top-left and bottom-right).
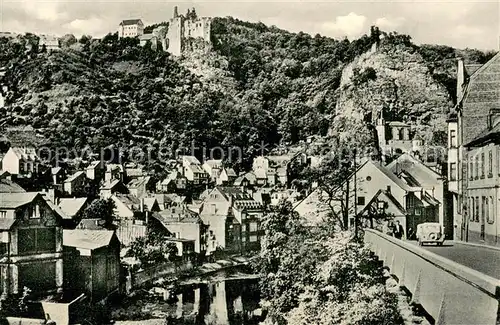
[
  {"x1": 63, "y1": 17, "x2": 108, "y2": 36},
  {"x1": 451, "y1": 24, "x2": 485, "y2": 39},
  {"x1": 19, "y1": 0, "x2": 68, "y2": 22},
  {"x1": 374, "y1": 17, "x2": 405, "y2": 30},
  {"x1": 320, "y1": 12, "x2": 367, "y2": 38}
]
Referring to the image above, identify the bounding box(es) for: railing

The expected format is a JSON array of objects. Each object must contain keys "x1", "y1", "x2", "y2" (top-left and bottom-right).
[{"x1": 364, "y1": 229, "x2": 500, "y2": 325}]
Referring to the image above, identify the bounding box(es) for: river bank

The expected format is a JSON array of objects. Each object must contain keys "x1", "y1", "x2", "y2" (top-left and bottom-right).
[{"x1": 113, "y1": 259, "x2": 262, "y2": 324}]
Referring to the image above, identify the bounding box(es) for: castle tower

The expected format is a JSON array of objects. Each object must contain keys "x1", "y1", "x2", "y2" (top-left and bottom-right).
[{"x1": 167, "y1": 6, "x2": 184, "y2": 56}]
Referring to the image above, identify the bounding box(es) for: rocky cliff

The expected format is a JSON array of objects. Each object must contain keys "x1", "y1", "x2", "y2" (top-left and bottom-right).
[{"x1": 334, "y1": 41, "x2": 454, "y2": 147}]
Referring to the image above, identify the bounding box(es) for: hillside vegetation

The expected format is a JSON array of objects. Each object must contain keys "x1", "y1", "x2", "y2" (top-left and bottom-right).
[{"x1": 0, "y1": 18, "x2": 495, "y2": 169}]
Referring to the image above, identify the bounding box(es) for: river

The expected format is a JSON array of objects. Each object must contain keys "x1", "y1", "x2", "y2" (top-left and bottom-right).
[{"x1": 113, "y1": 268, "x2": 264, "y2": 325}]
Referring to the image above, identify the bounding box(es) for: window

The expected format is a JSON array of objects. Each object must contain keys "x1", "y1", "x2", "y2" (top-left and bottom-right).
[
  {"x1": 483, "y1": 197, "x2": 487, "y2": 223},
  {"x1": 357, "y1": 196, "x2": 365, "y2": 205},
  {"x1": 414, "y1": 207, "x2": 421, "y2": 215},
  {"x1": 469, "y1": 197, "x2": 475, "y2": 221},
  {"x1": 481, "y1": 153, "x2": 485, "y2": 178},
  {"x1": 470, "y1": 160, "x2": 474, "y2": 181},
  {"x1": 450, "y1": 129, "x2": 457, "y2": 147},
  {"x1": 488, "y1": 196, "x2": 495, "y2": 224},
  {"x1": 0, "y1": 211, "x2": 6, "y2": 219},
  {"x1": 489, "y1": 151, "x2": 493, "y2": 177},
  {"x1": 18, "y1": 228, "x2": 56, "y2": 255},
  {"x1": 475, "y1": 197, "x2": 480, "y2": 222},
  {"x1": 249, "y1": 222, "x2": 258, "y2": 232},
  {"x1": 498, "y1": 148, "x2": 500, "y2": 176},
  {"x1": 31, "y1": 205, "x2": 40, "y2": 219},
  {"x1": 475, "y1": 156, "x2": 479, "y2": 179},
  {"x1": 18, "y1": 261, "x2": 56, "y2": 292},
  {"x1": 249, "y1": 235, "x2": 258, "y2": 242},
  {"x1": 366, "y1": 176, "x2": 372, "y2": 181},
  {"x1": 449, "y1": 163, "x2": 457, "y2": 181}
]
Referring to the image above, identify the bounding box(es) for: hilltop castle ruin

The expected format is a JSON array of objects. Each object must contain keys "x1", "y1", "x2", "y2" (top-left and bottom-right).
[{"x1": 138, "y1": 6, "x2": 212, "y2": 56}]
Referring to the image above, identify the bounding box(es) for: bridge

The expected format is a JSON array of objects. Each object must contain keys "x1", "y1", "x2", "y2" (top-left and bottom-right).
[{"x1": 364, "y1": 229, "x2": 500, "y2": 325}]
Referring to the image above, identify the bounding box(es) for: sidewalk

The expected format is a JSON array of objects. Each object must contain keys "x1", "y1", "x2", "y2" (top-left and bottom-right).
[{"x1": 448, "y1": 240, "x2": 500, "y2": 252}]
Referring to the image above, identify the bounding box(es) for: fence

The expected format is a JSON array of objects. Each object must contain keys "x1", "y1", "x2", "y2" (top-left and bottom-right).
[{"x1": 364, "y1": 229, "x2": 500, "y2": 325}]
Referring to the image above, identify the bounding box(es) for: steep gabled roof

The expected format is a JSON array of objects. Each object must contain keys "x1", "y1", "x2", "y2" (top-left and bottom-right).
[
  {"x1": 58, "y1": 198, "x2": 88, "y2": 218},
  {"x1": 387, "y1": 153, "x2": 442, "y2": 186},
  {"x1": 0, "y1": 178, "x2": 25, "y2": 193},
  {"x1": 0, "y1": 192, "x2": 39, "y2": 209},
  {"x1": 64, "y1": 171, "x2": 85, "y2": 183},
  {"x1": 361, "y1": 189, "x2": 407, "y2": 216},
  {"x1": 120, "y1": 19, "x2": 143, "y2": 26}
]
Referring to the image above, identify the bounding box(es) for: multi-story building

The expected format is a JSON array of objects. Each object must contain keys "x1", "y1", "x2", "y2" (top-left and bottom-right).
[
  {"x1": 199, "y1": 187, "x2": 263, "y2": 253},
  {"x1": 1, "y1": 147, "x2": 39, "y2": 177},
  {"x1": 451, "y1": 52, "x2": 500, "y2": 245},
  {"x1": 0, "y1": 192, "x2": 64, "y2": 298},
  {"x1": 376, "y1": 117, "x2": 423, "y2": 157},
  {"x1": 118, "y1": 19, "x2": 144, "y2": 38},
  {"x1": 294, "y1": 159, "x2": 442, "y2": 233}
]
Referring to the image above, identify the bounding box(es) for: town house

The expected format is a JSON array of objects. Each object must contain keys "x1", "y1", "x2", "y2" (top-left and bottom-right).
[
  {"x1": 151, "y1": 204, "x2": 213, "y2": 256},
  {"x1": 294, "y1": 159, "x2": 441, "y2": 233},
  {"x1": 450, "y1": 52, "x2": 500, "y2": 246},
  {"x1": 118, "y1": 19, "x2": 144, "y2": 38},
  {"x1": 157, "y1": 171, "x2": 187, "y2": 193},
  {"x1": 202, "y1": 159, "x2": 223, "y2": 182},
  {"x1": 199, "y1": 187, "x2": 263, "y2": 254},
  {"x1": 111, "y1": 194, "x2": 160, "y2": 246},
  {"x1": 127, "y1": 176, "x2": 155, "y2": 198},
  {"x1": 63, "y1": 171, "x2": 90, "y2": 196},
  {"x1": 1, "y1": 147, "x2": 39, "y2": 177},
  {"x1": 0, "y1": 192, "x2": 63, "y2": 298},
  {"x1": 180, "y1": 156, "x2": 209, "y2": 184}
]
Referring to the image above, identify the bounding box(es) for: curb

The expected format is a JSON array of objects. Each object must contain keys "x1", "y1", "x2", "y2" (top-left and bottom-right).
[{"x1": 450, "y1": 240, "x2": 500, "y2": 252}]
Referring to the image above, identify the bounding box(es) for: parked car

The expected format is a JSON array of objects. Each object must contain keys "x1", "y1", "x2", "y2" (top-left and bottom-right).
[{"x1": 416, "y1": 222, "x2": 445, "y2": 246}]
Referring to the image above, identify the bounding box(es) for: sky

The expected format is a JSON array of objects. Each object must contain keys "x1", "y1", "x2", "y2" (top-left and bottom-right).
[{"x1": 0, "y1": 0, "x2": 499, "y2": 50}]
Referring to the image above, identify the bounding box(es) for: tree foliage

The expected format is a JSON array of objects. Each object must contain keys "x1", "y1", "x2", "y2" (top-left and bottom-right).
[
  {"x1": 258, "y1": 202, "x2": 402, "y2": 325},
  {"x1": 127, "y1": 229, "x2": 179, "y2": 267},
  {"x1": 82, "y1": 198, "x2": 116, "y2": 228}
]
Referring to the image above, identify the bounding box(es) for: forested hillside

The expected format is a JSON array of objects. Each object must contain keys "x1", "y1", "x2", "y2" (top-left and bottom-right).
[{"x1": 0, "y1": 17, "x2": 495, "y2": 169}]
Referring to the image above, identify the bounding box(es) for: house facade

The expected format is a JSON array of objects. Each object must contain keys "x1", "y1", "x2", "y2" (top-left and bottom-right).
[
  {"x1": 294, "y1": 159, "x2": 441, "y2": 233},
  {"x1": 63, "y1": 171, "x2": 89, "y2": 196},
  {"x1": 0, "y1": 193, "x2": 64, "y2": 298},
  {"x1": 118, "y1": 19, "x2": 144, "y2": 38},
  {"x1": 199, "y1": 187, "x2": 263, "y2": 253},
  {"x1": 451, "y1": 53, "x2": 500, "y2": 246},
  {"x1": 1, "y1": 147, "x2": 39, "y2": 177},
  {"x1": 63, "y1": 229, "x2": 121, "y2": 302},
  {"x1": 111, "y1": 194, "x2": 160, "y2": 246}
]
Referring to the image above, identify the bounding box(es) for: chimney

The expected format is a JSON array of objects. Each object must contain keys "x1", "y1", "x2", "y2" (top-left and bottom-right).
[
  {"x1": 48, "y1": 188, "x2": 56, "y2": 205},
  {"x1": 386, "y1": 185, "x2": 391, "y2": 193},
  {"x1": 140, "y1": 198, "x2": 145, "y2": 213},
  {"x1": 173, "y1": 6, "x2": 179, "y2": 18},
  {"x1": 456, "y1": 57, "x2": 465, "y2": 102}
]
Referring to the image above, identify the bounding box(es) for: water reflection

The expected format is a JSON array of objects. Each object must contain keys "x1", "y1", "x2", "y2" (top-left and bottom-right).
[{"x1": 167, "y1": 277, "x2": 262, "y2": 325}]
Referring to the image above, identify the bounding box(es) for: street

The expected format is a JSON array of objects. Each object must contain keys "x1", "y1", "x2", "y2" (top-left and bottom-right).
[{"x1": 407, "y1": 240, "x2": 500, "y2": 280}]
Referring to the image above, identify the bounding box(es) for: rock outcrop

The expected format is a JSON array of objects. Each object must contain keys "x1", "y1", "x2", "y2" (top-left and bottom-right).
[{"x1": 335, "y1": 42, "x2": 454, "y2": 147}]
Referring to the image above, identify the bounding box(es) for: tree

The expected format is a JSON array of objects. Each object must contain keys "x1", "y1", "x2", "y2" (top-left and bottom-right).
[
  {"x1": 259, "y1": 202, "x2": 402, "y2": 325},
  {"x1": 82, "y1": 198, "x2": 116, "y2": 228},
  {"x1": 60, "y1": 34, "x2": 77, "y2": 48}
]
